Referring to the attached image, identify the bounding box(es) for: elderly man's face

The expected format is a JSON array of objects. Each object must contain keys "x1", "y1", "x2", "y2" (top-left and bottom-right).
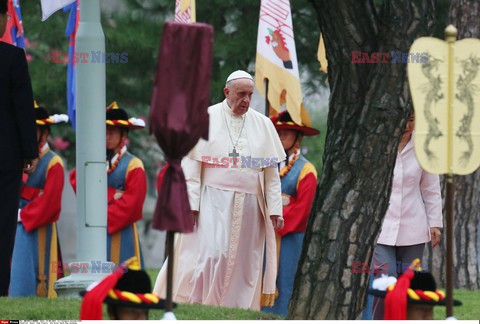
[{"x1": 224, "y1": 79, "x2": 254, "y2": 116}]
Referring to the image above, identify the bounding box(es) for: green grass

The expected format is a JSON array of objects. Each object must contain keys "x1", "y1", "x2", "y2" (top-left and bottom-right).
[
  {"x1": 433, "y1": 289, "x2": 480, "y2": 320},
  {"x1": 0, "y1": 269, "x2": 476, "y2": 320},
  {"x1": 0, "y1": 291, "x2": 477, "y2": 320},
  {"x1": 0, "y1": 297, "x2": 281, "y2": 320},
  {"x1": 0, "y1": 269, "x2": 280, "y2": 320}
]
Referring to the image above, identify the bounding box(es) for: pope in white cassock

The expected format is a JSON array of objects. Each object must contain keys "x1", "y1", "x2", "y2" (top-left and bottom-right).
[{"x1": 153, "y1": 70, "x2": 286, "y2": 310}]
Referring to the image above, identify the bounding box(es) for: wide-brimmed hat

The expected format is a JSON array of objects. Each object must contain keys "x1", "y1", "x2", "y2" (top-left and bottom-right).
[
  {"x1": 271, "y1": 110, "x2": 320, "y2": 136},
  {"x1": 106, "y1": 101, "x2": 145, "y2": 130},
  {"x1": 34, "y1": 101, "x2": 69, "y2": 126},
  {"x1": 80, "y1": 257, "x2": 169, "y2": 320},
  {"x1": 369, "y1": 259, "x2": 461, "y2": 320},
  {"x1": 370, "y1": 272, "x2": 462, "y2": 306}
]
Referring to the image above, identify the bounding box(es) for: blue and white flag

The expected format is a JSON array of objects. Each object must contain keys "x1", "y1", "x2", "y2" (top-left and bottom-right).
[
  {"x1": 40, "y1": 0, "x2": 75, "y2": 21},
  {"x1": 64, "y1": 0, "x2": 79, "y2": 128}
]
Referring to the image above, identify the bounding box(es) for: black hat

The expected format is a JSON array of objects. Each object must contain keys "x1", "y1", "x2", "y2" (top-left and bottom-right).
[
  {"x1": 103, "y1": 268, "x2": 166, "y2": 310},
  {"x1": 106, "y1": 101, "x2": 145, "y2": 130},
  {"x1": 80, "y1": 257, "x2": 169, "y2": 320},
  {"x1": 369, "y1": 259, "x2": 461, "y2": 320},
  {"x1": 370, "y1": 271, "x2": 462, "y2": 307},
  {"x1": 34, "y1": 101, "x2": 69, "y2": 126}
]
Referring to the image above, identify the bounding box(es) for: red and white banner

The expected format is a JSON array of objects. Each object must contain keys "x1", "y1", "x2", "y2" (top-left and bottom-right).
[
  {"x1": 175, "y1": 0, "x2": 196, "y2": 24},
  {"x1": 255, "y1": 0, "x2": 302, "y2": 123}
]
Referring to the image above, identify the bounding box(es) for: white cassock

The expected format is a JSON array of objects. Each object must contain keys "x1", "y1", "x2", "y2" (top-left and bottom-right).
[{"x1": 153, "y1": 99, "x2": 286, "y2": 310}]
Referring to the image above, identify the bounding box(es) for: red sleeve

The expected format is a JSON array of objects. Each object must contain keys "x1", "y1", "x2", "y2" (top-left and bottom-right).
[
  {"x1": 278, "y1": 172, "x2": 317, "y2": 236},
  {"x1": 69, "y1": 169, "x2": 77, "y2": 193},
  {"x1": 21, "y1": 163, "x2": 64, "y2": 232},
  {"x1": 108, "y1": 167, "x2": 147, "y2": 234}
]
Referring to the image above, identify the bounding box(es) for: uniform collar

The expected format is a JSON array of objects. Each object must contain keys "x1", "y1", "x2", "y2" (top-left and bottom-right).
[
  {"x1": 109, "y1": 145, "x2": 127, "y2": 171},
  {"x1": 39, "y1": 143, "x2": 50, "y2": 158},
  {"x1": 280, "y1": 150, "x2": 299, "y2": 170}
]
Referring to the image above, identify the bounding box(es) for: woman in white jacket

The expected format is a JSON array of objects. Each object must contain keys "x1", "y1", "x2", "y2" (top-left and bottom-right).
[{"x1": 372, "y1": 114, "x2": 443, "y2": 320}]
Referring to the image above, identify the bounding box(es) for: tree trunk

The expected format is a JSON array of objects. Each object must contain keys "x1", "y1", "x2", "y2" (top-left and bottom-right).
[
  {"x1": 424, "y1": 0, "x2": 480, "y2": 290},
  {"x1": 288, "y1": 0, "x2": 436, "y2": 319}
]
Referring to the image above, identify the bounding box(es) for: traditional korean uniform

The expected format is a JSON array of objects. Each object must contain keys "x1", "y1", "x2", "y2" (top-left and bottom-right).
[
  {"x1": 70, "y1": 102, "x2": 147, "y2": 268},
  {"x1": 9, "y1": 102, "x2": 68, "y2": 297},
  {"x1": 263, "y1": 111, "x2": 320, "y2": 316}
]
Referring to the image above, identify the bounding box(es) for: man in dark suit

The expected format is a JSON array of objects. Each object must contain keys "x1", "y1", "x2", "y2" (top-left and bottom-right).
[{"x1": 0, "y1": 0, "x2": 38, "y2": 296}]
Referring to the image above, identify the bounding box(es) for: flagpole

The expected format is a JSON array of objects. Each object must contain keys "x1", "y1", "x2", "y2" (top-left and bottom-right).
[
  {"x1": 55, "y1": 0, "x2": 111, "y2": 297},
  {"x1": 445, "y1": 25, "x2": 457, "y2": 319},
  {"x1": 75, "y1": 0, "x2": 107, "y2": 265},
  {"x1": 166, "y1": 231, "x2": 174, "y2": 312},
  {"x1": 264, "y1": 79, "x2": 269, "y2": 117}
]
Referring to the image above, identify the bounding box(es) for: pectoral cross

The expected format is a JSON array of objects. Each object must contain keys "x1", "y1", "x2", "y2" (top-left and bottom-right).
[{"x1": 229, "y1": 147, "x2": 240, "y2": 166}]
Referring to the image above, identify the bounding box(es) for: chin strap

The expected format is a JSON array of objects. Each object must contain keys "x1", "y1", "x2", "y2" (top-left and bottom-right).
[{"x1": 284, "y1": 132, "x2": 301, "y2": 165}]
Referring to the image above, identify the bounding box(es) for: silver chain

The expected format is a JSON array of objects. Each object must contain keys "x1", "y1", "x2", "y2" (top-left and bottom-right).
[{"x1": 222, "y1": 107, "x2": 246, "y2": 150}]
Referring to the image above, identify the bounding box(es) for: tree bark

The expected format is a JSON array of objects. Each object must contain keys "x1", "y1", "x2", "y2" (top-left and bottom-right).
[
  {"x1": 424, "y1": 0, "x2": 480, "y2": 290},
  {"x1": 289, "y1": 0, "x2": 436, "y2": 319}
]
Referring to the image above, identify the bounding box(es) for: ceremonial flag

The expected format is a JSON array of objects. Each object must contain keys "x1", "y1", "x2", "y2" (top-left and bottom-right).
[
  {"x1": 0, "y1": 0, "x2": 25, "y2": 48},
  {"x1": 408, "y1": 29, "x2": 480, "y2": 175},
  {"x1": 175, "y1": 0, "x2": 196, "y2": 23},
  {"x1": 255, "y1": 0, "x2": 302, "y2": 124},
  {"x1": 40, "y1": 0, "x2": 75, "y2": 21},
  {"x1": 318, "y1": 34, "x2": 328, "y2": 74},
  {"x1": 64, "y1": 0, "x2": 79, "y2": 129}
]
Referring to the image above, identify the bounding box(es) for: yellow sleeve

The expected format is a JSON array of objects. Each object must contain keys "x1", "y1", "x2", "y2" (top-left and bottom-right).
[
  {"x1": 297, "y1": 162, "x2": 317, "y2": 189},
  {"x1": 46, "y1": 155, "x2": 64, "y2": 176},
  {"x1": 127, "y1": 157, "x2": 145, "y2": 176}
]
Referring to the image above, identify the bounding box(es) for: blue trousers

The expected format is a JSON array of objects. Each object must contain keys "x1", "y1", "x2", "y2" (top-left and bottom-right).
[{"x1": 262, "y1": 232, "x2": 304, "y2": 317}]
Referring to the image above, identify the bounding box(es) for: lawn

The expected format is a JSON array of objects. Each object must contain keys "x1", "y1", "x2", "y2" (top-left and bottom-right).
[
  {"x1": 0, "y1": 297, "x2": 281, "y2": 320},
  {"x1": 0, "y1": 269, "x2": 477, "y2": 320},
  {"x1": 433, "y1": 289, "x2": 480, "y2": 320}
]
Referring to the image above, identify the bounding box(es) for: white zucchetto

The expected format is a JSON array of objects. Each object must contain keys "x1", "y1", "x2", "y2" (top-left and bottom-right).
[{"x1": 226, "y1": 70, "x2": 253, "y2": 83}]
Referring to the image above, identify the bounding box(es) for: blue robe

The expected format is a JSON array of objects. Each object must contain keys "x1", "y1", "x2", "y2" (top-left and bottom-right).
[
  {"x1": 107, "y1": 152, "x2": 144, "y2": 269},
  {"x1": 10, "y1": 150, "x2": 62, "y2": 297},
  {"x1": 263, "y1": 156, "x2": 309, "y2": 316}
]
